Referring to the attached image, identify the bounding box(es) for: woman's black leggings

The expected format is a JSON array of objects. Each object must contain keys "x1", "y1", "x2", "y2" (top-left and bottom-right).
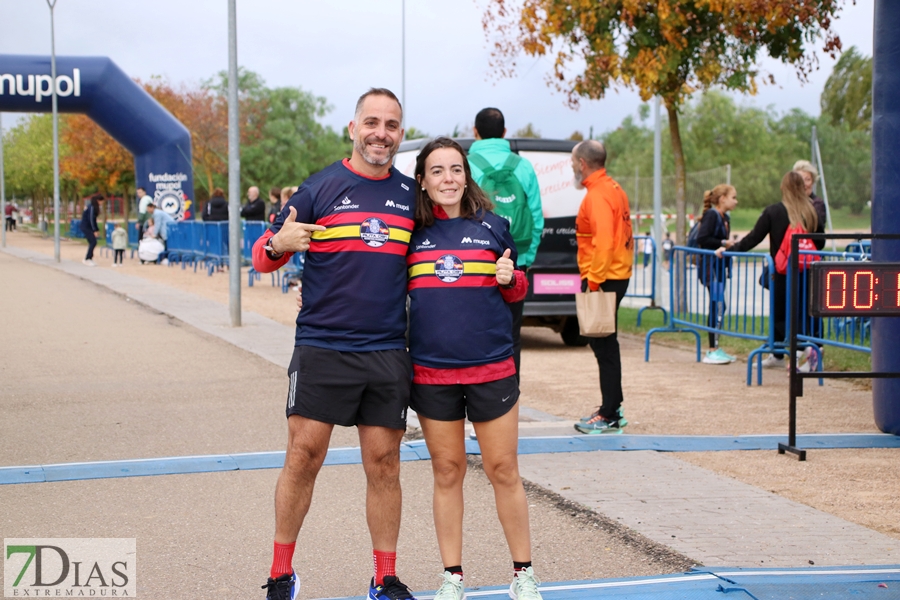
[
  {"x1": 84, "y1": 230, "x2": 97, "y2": 260},
  {"x1": 707, "y1": 284, "x2": 726, "y2": 348}
]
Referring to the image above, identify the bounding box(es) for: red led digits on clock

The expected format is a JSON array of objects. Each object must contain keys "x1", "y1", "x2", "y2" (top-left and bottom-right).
[
  {"x1": 826, "y1": 270, "x2": 847, "y2": 309},
  {"x1": 853, "y1": 271, "x2": 874, "y2": 309},
  {"x1": 811, "y1": 262, "x2": 900, "y2": 317}
]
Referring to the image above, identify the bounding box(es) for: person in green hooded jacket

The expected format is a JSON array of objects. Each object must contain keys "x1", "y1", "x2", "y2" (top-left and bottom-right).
[{"x1": 467, "y1": 107, "x2": 544, "y2": 379}]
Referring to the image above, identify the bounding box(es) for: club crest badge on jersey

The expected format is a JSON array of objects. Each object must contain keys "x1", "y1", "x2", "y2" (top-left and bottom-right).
[
  {"x1": 435, "y1": 254, "x2": 464, "y2": 283},
  {"x1": 360, "y1": 217, "x2": 390, "y2": 247}
]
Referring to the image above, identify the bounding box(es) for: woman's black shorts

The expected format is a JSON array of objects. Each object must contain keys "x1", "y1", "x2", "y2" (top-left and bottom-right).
[{"x1": 410, "y1": 375, "x2": 519, "y2": 423}]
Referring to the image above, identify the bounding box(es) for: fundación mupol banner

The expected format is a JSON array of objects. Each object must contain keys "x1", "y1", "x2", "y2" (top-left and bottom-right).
[{"x1": 4, "y1": 539, "x2": 136, "y2": 597}]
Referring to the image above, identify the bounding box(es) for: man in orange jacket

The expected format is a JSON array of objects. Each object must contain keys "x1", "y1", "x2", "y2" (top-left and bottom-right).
[{"x1": 572, "y1": 140, "x2": 634, "y2": 434}]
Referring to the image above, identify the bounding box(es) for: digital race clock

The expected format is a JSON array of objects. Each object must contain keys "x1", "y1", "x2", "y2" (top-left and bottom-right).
[{"x1": 809, "y1": 262, "x2": 900, "y2": 317}]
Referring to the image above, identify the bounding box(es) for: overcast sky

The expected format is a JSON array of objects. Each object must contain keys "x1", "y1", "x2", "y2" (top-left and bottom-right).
[{"x1": 0, "y1": 0, "x2": 874, "y2": 140}]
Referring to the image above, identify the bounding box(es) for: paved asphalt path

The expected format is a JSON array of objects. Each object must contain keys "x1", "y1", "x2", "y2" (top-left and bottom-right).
[{"x1": 0, "y1": 250, "x2": 691, "y2": 599}]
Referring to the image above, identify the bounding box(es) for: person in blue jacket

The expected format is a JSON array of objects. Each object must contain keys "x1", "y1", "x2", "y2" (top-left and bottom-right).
[
  {"x1": 409, "y1": 137, "x2": 543, "y2": 600},
  {"x1": 696, "y1": 184, "x2": 738, "y2": 365},
  {"x1": 80, "y1": 194, "x2": 104, "y2": 266}
]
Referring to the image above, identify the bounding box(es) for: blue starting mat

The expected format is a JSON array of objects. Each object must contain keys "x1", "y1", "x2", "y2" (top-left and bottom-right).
[
  {"x1": 1, "y1": 434, "x2": 897, "y2": 485},
  {"x1": 323, "y1": 565, "x2": 900, "y2": 600}
]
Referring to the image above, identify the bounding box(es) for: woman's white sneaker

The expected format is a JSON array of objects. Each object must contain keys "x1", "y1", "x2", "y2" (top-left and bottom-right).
[
  {"x1": 433, "y1": 572, "x2": 465, "y2": 600},
  {"x1": 509, "y1": 567, "x2": 542, "y2": 600}
]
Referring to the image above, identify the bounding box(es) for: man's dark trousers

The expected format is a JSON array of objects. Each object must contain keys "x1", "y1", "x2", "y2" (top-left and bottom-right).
[{"x1": 588, "y1": 278, "x2": 630, "y2": 421}]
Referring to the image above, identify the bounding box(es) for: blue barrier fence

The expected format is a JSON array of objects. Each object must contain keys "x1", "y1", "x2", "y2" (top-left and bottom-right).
[
  {"x1": 629, "y1": 235, "x2": 667, "y2": 325},
  {"x1": 791, "y1": 249, "x2": 871, "y2": 353},
  {"x1": 165, "y1": 221, "x2": 230, "y2": 274},
  {"x1": 73, "y1": 218, "x2": 299, "y2": 284},
  {"x1": 68, "y1": 219, "x2": 85, "y2": 239},
  {"x1": 646, "y1": 245, "x2": 873, "y2": 386},
  {"x1": 646, "y1": 246, "x2": 778, "y2": 385}
]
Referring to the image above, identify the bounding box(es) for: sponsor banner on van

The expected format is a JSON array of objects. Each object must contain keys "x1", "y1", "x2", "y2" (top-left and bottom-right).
[{"x1": 533, "y1": 274, "x2": 581, "y2": 295}]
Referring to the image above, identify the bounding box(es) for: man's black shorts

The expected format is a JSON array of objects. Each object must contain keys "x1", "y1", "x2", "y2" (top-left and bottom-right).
[
  {"x1": 286, "y1": 345, "x2": 411, "y2": 430},
  {"x1": 410, "y1": 375, "x2": 519, "y2": 423}
]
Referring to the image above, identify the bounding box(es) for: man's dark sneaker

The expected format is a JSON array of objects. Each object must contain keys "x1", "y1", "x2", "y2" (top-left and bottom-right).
[
  {"x1": 261, "y1": 571, "x2": 298, "y2": 600},
  {"x1": 368, "y1": 575, "x2": 417, "y2": 600}
]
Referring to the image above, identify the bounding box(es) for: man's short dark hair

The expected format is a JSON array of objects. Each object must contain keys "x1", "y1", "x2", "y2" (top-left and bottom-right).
[
  {"x1": 574, "y1": 140, "x2": 607, "y2": 169},
  {"x1": 354, "y1": 88, "x2": 402, "y2": 122},
  {"x1": 474, "y1": 108, "x2": 505, "y2": 139}
]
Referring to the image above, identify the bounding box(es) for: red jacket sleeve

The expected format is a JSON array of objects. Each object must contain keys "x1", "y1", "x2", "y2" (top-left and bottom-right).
[
  {"x1": 499, "y1": 269, "x2": 528, "y2": 304},
  {"x1": 252, "y1": 229, "x2": 293, "y2": 273}
]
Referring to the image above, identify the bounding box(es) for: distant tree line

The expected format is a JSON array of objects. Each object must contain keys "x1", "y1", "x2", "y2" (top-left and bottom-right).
[{"x1": 593, "y1": 46, "x2": 873, "y2": 215}]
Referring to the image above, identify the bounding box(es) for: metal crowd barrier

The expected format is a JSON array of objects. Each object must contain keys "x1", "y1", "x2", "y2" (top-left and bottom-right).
[
  {"x1": 68, "y1": 219, "x2": 85, "y2": 239},
  {"x1": 162, "y1": 220, "x2": 271, "y2": 277},
  {"x1": 629, "y1": 235, "x2": 667, "y2": 325},
  {"x1": 161, "y1": 222, "x2": 229, "y2": 274},
  {"x1": 646, "y1": 246, "x2": 778, "y2": 385},
  {"x1": 790, "y1": 249, "x2": 871, "y2": 354}
]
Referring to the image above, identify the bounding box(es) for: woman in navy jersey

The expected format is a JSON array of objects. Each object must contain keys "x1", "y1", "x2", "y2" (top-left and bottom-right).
[{"x1": 408, "y1": 137, "x2": 543, "y2": 600}]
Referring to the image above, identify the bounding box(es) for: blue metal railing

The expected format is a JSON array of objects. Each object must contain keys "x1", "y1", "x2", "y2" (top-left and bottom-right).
[
  {"x1": 790, "y1": 249, "x2": 871, "y2": 354},
  {"x1": 646, "y1": 246, "x2": 778, "y2": 385},
  {"x1": 629, "y1": 235, "x2": 667, "y2": 325}
]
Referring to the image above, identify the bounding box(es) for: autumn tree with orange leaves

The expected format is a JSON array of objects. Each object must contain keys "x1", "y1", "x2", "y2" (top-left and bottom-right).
[
  {"x1": 61, "y1": 113, "x2": 134, "y2": 222},
  {"x1": 485, "y1": 0, "x2": 849, "y2": 243}
]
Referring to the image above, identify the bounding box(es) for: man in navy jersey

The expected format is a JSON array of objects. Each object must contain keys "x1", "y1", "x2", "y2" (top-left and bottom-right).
[{"x1": 253, "y1": 88, "x2": 418, "y2": 600}]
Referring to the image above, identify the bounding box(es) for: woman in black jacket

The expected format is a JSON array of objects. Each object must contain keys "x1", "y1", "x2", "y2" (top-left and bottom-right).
[
  {"x1": 719, "y1": 171, "x2": 825, "y2": 368},
  {"x1": 203, "y1": 188, "x2": 229, "y2": 222},
  {"x1": 697, "y1": 184, "x2": 738, "y2": 364},
  {"x1": 80, "y1": 194, "x2": 104, "y2": 266}
]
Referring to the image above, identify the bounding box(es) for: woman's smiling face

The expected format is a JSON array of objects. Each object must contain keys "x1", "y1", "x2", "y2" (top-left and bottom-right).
[{"x1": 421, "y1": 147, "x2": 467, "y2": 218}]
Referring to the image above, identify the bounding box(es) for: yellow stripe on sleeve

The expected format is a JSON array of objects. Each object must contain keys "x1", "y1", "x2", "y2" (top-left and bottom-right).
[
  {"x1": 408, "y1": 263, "x2": 435, "y2": 278},
  {"x1": 312, "y1": 225, "x2": 358, "y2": 240},
  {"x1": 311, "y1": 225, "x2": 411, "y2": 243},
  {"x1": 463, "y1": 262, "x2": 496, "y2": 275}
]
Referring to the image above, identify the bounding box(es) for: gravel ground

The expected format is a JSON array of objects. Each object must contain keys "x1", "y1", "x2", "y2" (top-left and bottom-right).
[
  {"x1": 3, "y1": 227, "x2": 900, "y2": 579},
  {"x1": 0, "y1": 239, "x2": 693, "y2": 599}
]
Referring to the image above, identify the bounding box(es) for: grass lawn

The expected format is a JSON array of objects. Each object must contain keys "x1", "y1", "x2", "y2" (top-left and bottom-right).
[
  {"x1": 728, "y1": 206, "x2": 872, "y2": 233},
  {"x1": 639, "y1": 207, "x2": 872, "y2": 235}
]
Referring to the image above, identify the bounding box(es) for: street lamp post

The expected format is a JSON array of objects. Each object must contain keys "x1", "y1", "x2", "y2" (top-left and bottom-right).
[
  {"x1": 47, "y1": 0, "x2": 61, "y2": 262},
  {"x1": 227, "y1": 0, "x2": 241, "y2": 326},
  {"x1": 401, "y1": 0, "x2": 406, "y2": 130},
  {"x1": 1, "y1": 112, "x2": 6, "y2": 249},
  {"x1": 652, "y1": 97, "x2": 663, "y2": 308}
]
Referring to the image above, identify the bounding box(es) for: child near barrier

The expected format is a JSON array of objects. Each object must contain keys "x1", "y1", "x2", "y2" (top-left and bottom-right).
[
  {"x1": 111, "y1": 223, "x2": 127, "y2": 267},
  {"x1": 698, "y1": 185, "x2": 738, "y2": 365}
]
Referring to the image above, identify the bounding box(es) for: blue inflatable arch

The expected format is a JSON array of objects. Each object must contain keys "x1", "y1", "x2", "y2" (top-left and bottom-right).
[
  {"x1": 0, "y1": 54, "x2": 194, "y2": 219},
  {"x1": 872, "y1": 0, "x2": 900, "y2": 434}
]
